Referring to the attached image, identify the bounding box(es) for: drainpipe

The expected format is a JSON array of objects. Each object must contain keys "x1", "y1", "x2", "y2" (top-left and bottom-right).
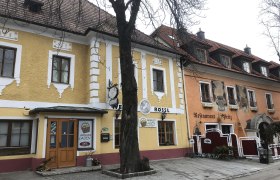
[{"x1": 180, "y1": 58, "x2": 192, "y2": 154}]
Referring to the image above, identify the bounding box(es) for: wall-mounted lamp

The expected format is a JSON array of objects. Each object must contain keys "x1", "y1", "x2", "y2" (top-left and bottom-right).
[
  {"x1": 161, "y1": 112, "x2": 167, "y2": 121},
  {"x1": 115, "y1": 109, "x2": 121, "y2": 119}
]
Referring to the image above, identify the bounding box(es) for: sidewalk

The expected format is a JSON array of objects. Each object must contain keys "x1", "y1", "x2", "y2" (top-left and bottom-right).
[{"x1": 0, "y1": 157, "x2": 276, "y2": 180}]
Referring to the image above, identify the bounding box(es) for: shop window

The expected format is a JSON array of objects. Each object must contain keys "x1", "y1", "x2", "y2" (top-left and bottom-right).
[
  {"x1": 200, "y1": 82, "x2": 212, "y2": 103},
  {"x1": 247, "y1": 89, "x2": 257, "y2": 107},
  {"x1": 221, "y1": 125, "x2": 233, "y2": 134},
  {"x1": 242, "y1": 62, "x2": 250, "y2": 73},
  {"x1": 158, "y1": 121, "x2": 174, "y2": 146},
  {"x1": 0, "y1": 121, "x2": 32, "y2": 156},
  {"x1": 195, "y1": 48, "x2": 206, "y2": 62},
  {"x1": 114, "y1": 119, "x2": 121, "y2": 149},
  {"x1": 0, "y1": 46, "x2": 16, "y2": 78},
  {"x1": 261, "y1": 66, "x2": 268, "y2": 77},
  {"x1": 220, "y1": 55, "x2": 231, "y2": 68},
  {"x1": 153, "y1": 69, "x2": 164, "y2": 92},
  {"x1": 227, "y1": 86, "x2": 237, "y2": 105},
  {"x1": 266, "y1": 93, "x2": 274, "y2": 110},
  {"x1": 52, "y1": 55, "x2": 70, "y2": 84}
]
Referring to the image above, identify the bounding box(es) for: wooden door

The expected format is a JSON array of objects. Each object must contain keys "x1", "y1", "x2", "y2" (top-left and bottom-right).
[{"x1": 46, "y1": 119, "x2": 77, "y2": 168}]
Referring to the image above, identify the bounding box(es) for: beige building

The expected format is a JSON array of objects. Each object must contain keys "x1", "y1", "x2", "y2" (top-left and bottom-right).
[{"x1": 0, "y1": 0, "x2": 189, "y2": 172}]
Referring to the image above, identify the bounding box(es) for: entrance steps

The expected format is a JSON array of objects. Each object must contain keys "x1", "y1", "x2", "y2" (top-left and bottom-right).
[{"x1": 36, "y1": 165, "x2": 101, "y2": 176}]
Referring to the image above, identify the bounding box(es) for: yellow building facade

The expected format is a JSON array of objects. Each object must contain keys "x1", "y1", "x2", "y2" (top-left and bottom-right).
[{"x1": 0, "y1": 23, "x2": 189, "y2": 172}]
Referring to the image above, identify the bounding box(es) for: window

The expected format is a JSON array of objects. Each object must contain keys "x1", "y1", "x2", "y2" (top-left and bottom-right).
[
  {"x1": 158, "y1": 121, "x2": 174, "y2": 146},
  {"x1": 243, "y1": 62, "x2": 250, "y2": 73},
  {"x1": 221, "y1": 125, "x2": 233, "y2": 134},
  {"x1": 200, "y1": 82, "x2": 211, "y2": 103},
  {"x1": 247, "y1": 90, "x2": 257, "y2": 107},
  {"x1": 0, "y1": 46, "x2": 16, "y2": 78},
  {"x1": 52, "y1": 55, "x2": 70, "y2": 84},
  {"x1": 266, "y1": 93, "x2": 274, "y2": 110},
  {"x1": 114, "y1": 119, "x2": 121, "y2": 149},
  {"x1": 205, "y1": 124, "x2": 218, "y2": 130},
  {"x1": 261, "y1": 66, "x2": 268, "y2": 77},
  {"x1": 0, "y1": 121, "x2": 32, "y2": 156},
  {"x1": 195, "y1": 48, "x2": 207, "y2": 62},
  {"x1": 227, "y1": 86, "x2": 237, "y2": 105},
  {"x1": 153, "y1": 69, "x2": 164, "y2": 92},
  {"x1": 220, "y1": 55, "x2": 231, "y2": 68}
]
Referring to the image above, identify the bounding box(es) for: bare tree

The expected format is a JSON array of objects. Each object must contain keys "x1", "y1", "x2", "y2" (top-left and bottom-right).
[
  {"x1": 260, "y1": 0, "x2": 280, "y2": 60},
  {"x1": 0, "y1": 0, "x2": 205, "y2": 173}
]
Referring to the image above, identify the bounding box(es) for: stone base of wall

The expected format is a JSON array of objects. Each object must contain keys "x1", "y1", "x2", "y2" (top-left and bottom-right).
[{"x1": 0, "y1": 147, "x2": 192, "y2": 173}]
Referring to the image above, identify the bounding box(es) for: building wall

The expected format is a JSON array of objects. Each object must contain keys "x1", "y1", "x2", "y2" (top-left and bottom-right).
[
  {"x1": 185, "y1": 65, "x2": 280, "y2": 138},
  {"x1": 0, "y1": 26, "x2": 189, "y2": 172}
]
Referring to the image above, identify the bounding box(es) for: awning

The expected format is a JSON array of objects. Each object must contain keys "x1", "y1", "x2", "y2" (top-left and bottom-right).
[{"x1": 29, "y1": 106, "x2": 108, "y2": 115}]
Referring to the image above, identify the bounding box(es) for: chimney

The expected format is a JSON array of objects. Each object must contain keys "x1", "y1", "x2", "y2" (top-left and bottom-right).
[
  {"x1": 244, "y1": 45, "x2": 251, "y2": 55},
  {"x1": 196, "y1": 28, "x2": 205, "y2": 40}
]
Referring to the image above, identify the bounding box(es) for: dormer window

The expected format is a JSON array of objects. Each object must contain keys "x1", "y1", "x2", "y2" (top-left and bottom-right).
[
  {"x1": 168, "y1": 35, "x2": 175, "y2": 40},
  {"x1": 260, "y1": 66, "x2": 268, "y2": 77},
  {"x1": 220, "y1": 55, "x2": 231, "y2": 68},
  {"x1": 195, "y1": 48, "x2": 206, "y2": 62},
  {"x1": 24, "y1": 0, "x2": 44, "y2": 13},
  {"x1": 243, "y1": 62, "x2": 250, "y2": 73}
]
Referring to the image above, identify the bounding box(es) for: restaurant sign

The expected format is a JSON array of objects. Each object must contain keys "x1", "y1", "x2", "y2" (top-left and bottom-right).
[
  {"x1": 139, "y1": 117, "x2": 157, "y2": 128},
  {"x1": 78, "y1": 120, "x2": 93, "y2": 150}
]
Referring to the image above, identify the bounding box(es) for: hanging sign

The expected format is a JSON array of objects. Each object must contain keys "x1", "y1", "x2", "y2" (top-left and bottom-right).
[
  {"x1": 189, "y1": 139, "x2": 195, "y2": 144},
  {"x1": 78, "y1": 120, "x2": 93, "y2": 150}
]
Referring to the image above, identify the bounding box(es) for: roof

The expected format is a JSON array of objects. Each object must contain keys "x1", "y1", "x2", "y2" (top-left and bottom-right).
[
  {"x1": 29, "y1": 106, "x2": 108, "y2": 115},
  {"x1": 152, "y1": 25, "x2": 280, "y2": 81},
  {"x1": 0, "y1": 0, "x2": 178, "y2": 55}
]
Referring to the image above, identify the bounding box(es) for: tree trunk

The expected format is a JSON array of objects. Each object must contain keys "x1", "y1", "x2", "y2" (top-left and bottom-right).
[
  {"x1": 118, "y1": 24, "x2": 141, "y2": 174},
  {"x1": 109, "y1": 0, "x2": 142, "y2": 173}
]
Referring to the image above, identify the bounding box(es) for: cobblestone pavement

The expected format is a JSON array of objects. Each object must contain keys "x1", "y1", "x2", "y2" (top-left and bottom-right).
[{"x1": 0, "y1": 157, "x2": 276, "y2": 180}]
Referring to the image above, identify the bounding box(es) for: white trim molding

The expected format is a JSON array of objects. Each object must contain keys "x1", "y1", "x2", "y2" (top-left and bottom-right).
[
  {"x1": 47, "y1": 50, "x2": 75, "y2": 98},
  {"x1": 141, "y1": 52, "x2": 147, "y2": 99},
  {"x1": 0, "y1": 41, "x2": 22, "y2": 95},
  {"x1": 169, "y1": 58, "x2": 176, "y2": 109},
  {"x1": 150, "y1": 65, "x2": 167, "y2": 101}
]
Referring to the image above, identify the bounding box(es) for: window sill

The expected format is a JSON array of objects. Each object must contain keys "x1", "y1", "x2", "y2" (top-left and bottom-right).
[
  {"x1": 250, "y1": 107, "x2": 258, "y2": 112},
  {"x1": 202, "y1": 102, "x2": 214, "y2": 108},
  {"x1": 268, "y1": 109, "x2": 275, "y2": 114},
  {"x1": 229, "y1": 104, "x2": 238, "y2": 110}
]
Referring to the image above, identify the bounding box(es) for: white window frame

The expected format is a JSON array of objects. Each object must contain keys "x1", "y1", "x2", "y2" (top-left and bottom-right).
[
  {"x1": 220, "y1": 123, "x2": 234, "y2": 135},
  {"x1": 226, "y1": 86, "x2": 237, "y2": 105},
  {"x1": 247, "y1": 89, "x2": 257, "y2": 108},
  {"x1": 150, "y1": 65, "x2": 167, "y2": 100},
  {"x1": 205, "y1": 123, "x2": 219, "y2": 132},
  {"x1": 0, "y1": 41, "x2": 22, "y2": 95},
  {"x1": 220, "y1": 55, "x2": 231, "y2": 68},
  {"x1": 265, "y1": 93, "x2": 274, "y2": 110},
  {"x1": 48, "y1": 50, "x2": 75, "y2": 98},
  {"x1": 156, "y1": 119, "x2": 178, "y2": 147},
  {"x1": 199, "y1": 81, "x2": 213, "y2": 103},
  {"x1": 195, "y1": 48, "x2": 207, "y2": 62},
  {"x1": 260, "y1": 66, "x2": 268, "y2": 77},
  {"x1": 242, "y1": 61, "x2": 251, "y2": 73}
]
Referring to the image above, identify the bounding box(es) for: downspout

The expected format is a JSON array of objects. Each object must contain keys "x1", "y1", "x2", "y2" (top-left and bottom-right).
[{"x1": 180, "y1": 58, "x2": 192, "y2": 154}]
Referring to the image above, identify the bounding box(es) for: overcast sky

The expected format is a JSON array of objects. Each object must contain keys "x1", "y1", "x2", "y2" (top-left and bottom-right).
[
  {"x1": 91, "y1": 0, "x2": 278, "y2": 62},
  {"x1": 188, "y1": 0, "x2": 278, "y2": 62}
]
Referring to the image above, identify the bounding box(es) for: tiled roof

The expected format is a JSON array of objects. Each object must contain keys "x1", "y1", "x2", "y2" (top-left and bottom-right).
[
  {"x1": 152, "y1": 25, "x2": 280, "y2": 81},
  {"x1": 0, "y1": 0, "x2": 177, "y2": 54}
]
